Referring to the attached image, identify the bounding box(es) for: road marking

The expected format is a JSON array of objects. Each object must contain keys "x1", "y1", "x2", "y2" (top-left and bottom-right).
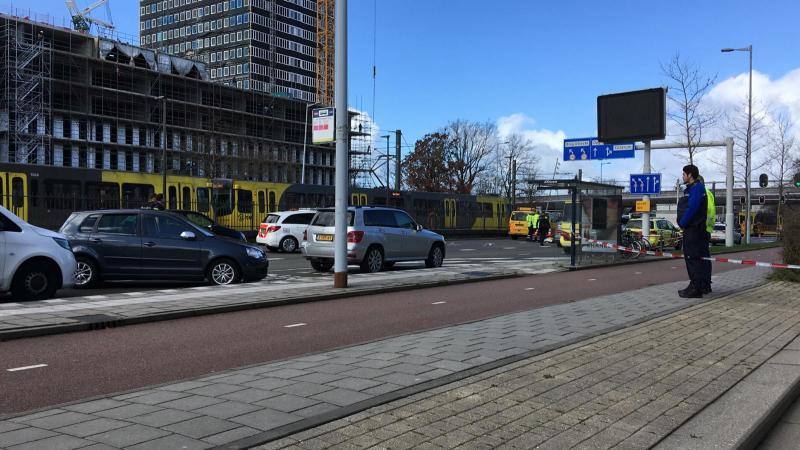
[
  {"x1": 43, "y1": 299, "x2": 66, "y2": 304},
  {"x1": 588, "y1": 278, "x2": 597, "y2": 281},
  {"x1": 671, "y1": 266, "x2": 678, "y2": 269},
  {"x1": 502, "y1": 247, "x2": 517, "y2": 250},
  {"x1": 283, "y1": 323, "x2": 307, "y2": 328},
  {"x1": 634, "y1": 272, "x2": 642, "y2": 275},
  {"x1": 525, "y1": 288, "x2": 535, "y2": 291},
  {"x1": 459, "y1": 249, "x2": 476, "y2": 252},
  {"x1": 431, "y1": 301, "x2": 447, "y2": 305},
  {"x1": 7, "y1": 364, "x2": 47, "y2": 372}
]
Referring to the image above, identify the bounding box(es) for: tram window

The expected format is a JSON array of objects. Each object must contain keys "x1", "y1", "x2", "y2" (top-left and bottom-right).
[
  {"x1": 85, "y1": 182, "x2": 120, "y2": 209},
  {"x1": 29, "y1": 179, "x2": 39, "y2": 207},
  {"x1": 168, "y1": 186, "x2": 178, "y2": 209},
  {"x1": 122, "y1": 183, "x2": 154, "y2": 208},
  {"x1": 45, "y1": 180, "x2": 82, "y2": 210},
  {"x1": 197, "y1": 188, "x2": 210, "y2": 212},
  {"x1": 182, "y1": 187, "x2": 191, "y2": 210},
  {"x1": 212, "y1": 189, "x2": 232, "y2": 216},
  {"x1": 237, "y1": 190, "x2": 253, "y2": 213},
  {"x1": 258, "y1": 191, "x2": 265, "y2": 214},
  {"x1": 12, "y1": 177, "x2": 24, "y2": 207},
  {"x1": 0, "y1": 181, "x2": 3, "y2": 207},
  {"x1": 268, "y1": 191, "x2": 276, "y2": 212}
]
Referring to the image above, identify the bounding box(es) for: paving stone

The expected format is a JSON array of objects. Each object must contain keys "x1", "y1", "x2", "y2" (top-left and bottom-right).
[
  {"x1": 124, "y1": 390, "x2": 192, "y2": 406},
  {"x1": 190, "y1": 401, "x2": 261, "y2": 419},
  {"x1": 127, "y1": 409, "x2": 200, "y2": 427},
  {"x1": 8, "y1": 410, "x2": 66, "y2": 424},
  {"x1": 293, "y1": 402, "x2": 339, "y2": 419},
  {"x1": 23, "y1": 411, "x2": 95, "y2": 430},
  {"x1": 126, "y1": 433, "x2": 212, "y2": 450},
  {"x1": 62, "y1": 399, "x2": 129, "y2": 414},
  {"x1": 6, "y1": 435, "x2": 90, "y2": 450},
  {"x1": 93, "y1": 403, "x2": 162, "y2": 420},
  {"x1": 326, "y1": 377, "x2": 385, "y2": 392},
  {"x1": 0, "y1": 428, "x2": 57, "y2": 448},
  {"x1": 220, "y1": 387, "x2": 282, "y2": 403},
  {"x1": 202, "y1": 426, "x2": 261, "y2": 445},
  {"x1": 276, "y1": 381, "x2": 335, "y2": 397},
  {"x1": 255, "y1": 394, "x2": 321, "y2": 413},
  {"x1": 86, "y1": 424, "x2": 171, "y2": 447},
  {"x1": 243, "y1": 377, "x2": 297, "y2": 391},
  {"x1": 311, "y1": 388, "x2": 372, "y2": 407},
  {"x1": 185, "y1": 383, "x2": 247, "y2": 397},
  {"x1": 157, "y1": 381, "x2": 210, "y2": 392},
  {"x1": 157, "y1": 395, "x2": 226, "y2": 411},
  {"x1": 163, "y1": 416, "x2": 240, "y2": 439},
  {"x1": 229, "y1": 409, "x2": 301, "y2": 431},
  {"x1": 54, "y1": 418, "x2": 129, "y2": 438}
]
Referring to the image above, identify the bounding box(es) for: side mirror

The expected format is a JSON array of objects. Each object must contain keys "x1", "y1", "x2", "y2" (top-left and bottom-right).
[
  {"x1": 180, "y1": 231, "x2": 196, "y2": 241},
  {"x1": 415, "y1": 223, "x2": 423, "y2": 232}
]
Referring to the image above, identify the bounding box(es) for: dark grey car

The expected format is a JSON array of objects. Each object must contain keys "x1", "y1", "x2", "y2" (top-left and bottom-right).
[{"x1": 60, "y1": 209, "x2": 268, "y2": 287}]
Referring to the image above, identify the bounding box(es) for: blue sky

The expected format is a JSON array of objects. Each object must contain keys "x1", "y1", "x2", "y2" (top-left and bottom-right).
[{"x1": 14, "y1": 0, "x2": 800, "y2": 183}]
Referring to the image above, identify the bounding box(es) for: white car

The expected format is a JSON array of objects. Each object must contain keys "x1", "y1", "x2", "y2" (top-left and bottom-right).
[
  {"x1": 256, "y1": 210, "x2": 316, "y2": 253},
  {"x1": 1, "y1": 205, "x2": 77, "y2": 300}
]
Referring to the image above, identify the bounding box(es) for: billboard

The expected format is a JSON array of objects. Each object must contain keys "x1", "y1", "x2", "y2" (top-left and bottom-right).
[
  {"x1": 312, "y1": 107, "x2": 335, "y2": 144},
  {"x1": 597, "y1": 88, "x2": 666, "y2": 143}
]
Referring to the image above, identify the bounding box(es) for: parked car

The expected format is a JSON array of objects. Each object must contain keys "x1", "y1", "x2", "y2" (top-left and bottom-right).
[
  {"x1": 168, "y1": 210, "x2": 247, "y2": 242},
  {"x1": 710, "y1": 223, "x2": 743, "y2": 245},
  {"x1": 301, "y1": 206, "x2": 446, "y2": 273},
  {"x1": 256, "y1": 209, "x2": 316, "y2": 252},
  {"x1": 0, "y1": 205, "x2": 76, "y2": 300},
  {"x1": 60, "y1": 209, "x2": 268, "y2": 288},
  {"x1": 626, "y1": 217, "x2": 682, "y2": 250}
]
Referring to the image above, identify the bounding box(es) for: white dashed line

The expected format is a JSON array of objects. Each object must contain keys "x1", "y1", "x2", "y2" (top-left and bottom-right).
[
  {"x1": 43, "y1": 299, "x2": 67, "y2": 304},
  {"x1": 525, "y1": 288, "x2": 535, "y2": 291},
  {"x1": 459, "y1": 249, "x2": 476, "y2": 252},
  {"x1": 283, "y1": 323, "x2": 307, "y2": 328},
  {"x1": 588, "y1": 278, "x2": 597, "y2": 281},
  {"x1": 7, "y1": 364, "x2": 47, "y2": 372},
  {"x1": 431, "y1": 301, "x2": 447, "y2": 305},
  {"x1": 634, "y1": 272, "x2": 642, "y2": 275}
]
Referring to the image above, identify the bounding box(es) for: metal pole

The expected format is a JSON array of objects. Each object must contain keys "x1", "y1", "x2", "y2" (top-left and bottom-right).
[
  {"x1": 511, "y1": 159, "x2": 517, "y2": 210},
  {"x1": 642, "y1": 140, "x2": 651, "y2": 243},
  {"x1": 333, "y1": 0, "x2": 348, "y2": 288},
  {"x1": 395, "y1": 129, "x2": 401, "y2": 191},
  {"x1": 725, "y1": 137, "x2": 734, "y2": 247},
  {"x1": 745, "y1": 45, "x2": 753, "y2": 245},
  {"x1": 161, "y1": 96, "x2": 167, "y2": 197},
  {"x1": 385, "y1": 135, "x2": 390, "y2": 202},
  {"x1": 301, "y1": 104, "x2": 310, "y2": 184}
]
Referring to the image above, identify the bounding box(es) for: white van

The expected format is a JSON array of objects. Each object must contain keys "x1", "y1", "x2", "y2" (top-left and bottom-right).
[
  {"x1": 256, "y1": 209, "x2": 316, "y2": 252},
  {"x1": 1, "y1": 205, "x2": 77, "y2": 300}
]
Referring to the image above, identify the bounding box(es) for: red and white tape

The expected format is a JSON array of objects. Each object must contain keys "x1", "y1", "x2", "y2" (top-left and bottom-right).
[{"x1": 560, "y1": 233, "x2": 800, "y2": 270}]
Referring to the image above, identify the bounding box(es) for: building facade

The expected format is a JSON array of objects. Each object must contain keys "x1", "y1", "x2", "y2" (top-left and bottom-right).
[
  {"x1": 139, "y1": 0, "x2": 319, "y2": 103},
  {"x1": 0, "y1": 14, "x2": 334, "y2": 185}
]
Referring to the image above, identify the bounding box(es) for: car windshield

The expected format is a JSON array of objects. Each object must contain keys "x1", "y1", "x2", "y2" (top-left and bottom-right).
[
  {"x1": 511, "y1": 212, "x2": 528, "y2": 221},
  {"x1": 311, "y1": 211, "x2": 354, "y2": 227},
  {"x1": 184, "y1": 212, "x2": 213, "y2": 228},
  {"x1": 264, "y1": 214, "x2": 280, "y2": 224}
]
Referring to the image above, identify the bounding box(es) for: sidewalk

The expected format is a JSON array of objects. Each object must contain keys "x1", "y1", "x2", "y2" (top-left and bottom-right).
[
  {"x1": 0, "y1": 265, "x2": 781, "y2": 449},
  {"x1": 0, "y1": 258, "x2": 562, "y2": 340}
]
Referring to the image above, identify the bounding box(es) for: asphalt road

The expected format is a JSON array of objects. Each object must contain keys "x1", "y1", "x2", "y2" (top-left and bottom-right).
[
  {"x1": 0, "y1": 247, "x2": 780, "y2": 415},
  {"x1": 3, "y1": 237, "x2": 568, "y2": 300}
]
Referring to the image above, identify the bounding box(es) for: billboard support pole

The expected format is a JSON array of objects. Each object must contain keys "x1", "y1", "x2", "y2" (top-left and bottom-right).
[
  {"x1": 725, "y1": 137, "x2": 734, "y2": 247},
  {"x1": 642, "y1": 140, "x2": 651, "y2": 243},
  {"x1": 333, "y1": 0, "x2": 348, "y2": 288}
]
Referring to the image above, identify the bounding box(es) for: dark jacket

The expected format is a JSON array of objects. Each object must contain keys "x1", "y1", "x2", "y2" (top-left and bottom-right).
[
  {"x1": 538, "y1": 216, "x2": 550, "y2": 231},
  {"x1": 678, "y1": 181, "x2": 707, "y2": 232}
]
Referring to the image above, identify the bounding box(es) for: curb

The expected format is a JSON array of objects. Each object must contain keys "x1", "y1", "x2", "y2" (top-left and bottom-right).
[
  {"x1": 567, "y1": 244, "x2": 781, "y2": 271},
  {"x1": 0, "y1": 271, "x2": 538, "y2": 342}
]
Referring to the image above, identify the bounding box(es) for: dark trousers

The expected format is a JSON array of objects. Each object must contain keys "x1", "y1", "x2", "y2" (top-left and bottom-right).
[
  {"x1": 538, "y1": 227, "x2": 549, "y2": 245},
  {"x1": 683, "y1": 229, "x2": 711, "y2": 290},
  {"x1": 528, "y1": 226, "x2": 534, "y2": 240}
]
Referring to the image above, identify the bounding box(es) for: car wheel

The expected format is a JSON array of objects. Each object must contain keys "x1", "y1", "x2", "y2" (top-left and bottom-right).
[
  {"x1": 208, "y1": 259, "x2": 240, "y2": 285},
  {"x1": 11, "y1": 262, "x2": 59, "y2": 301},
  {"x1": 360, "y1": 247, "x2": 384, "y2": 273},
  {"x1": 74, "y1": 256, "x2": 99, "y2": 289},
  {"x1": 310, "y1": 260, "x2": 333, "y2": 272},
  {"x1": 280, "y1": 236, "x2": 298, "y2": 253},
  {"x1": 425, "y1": 244, "x2": 444, "y2": 268}
]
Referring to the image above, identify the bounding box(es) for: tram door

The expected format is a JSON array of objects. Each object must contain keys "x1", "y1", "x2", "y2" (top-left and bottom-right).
[
  {"x1": 444, "y1": 199, "x2": 457, "y2": 228},
  {"x1": 350, "y1": 193, "x2": 367, "y2": 206},
  {"x1": 0, "y1": 173, "x2": 28, "y2": 221},
  {"x1": 167, "y1": 183, "x2": 180, "y2": 210}
]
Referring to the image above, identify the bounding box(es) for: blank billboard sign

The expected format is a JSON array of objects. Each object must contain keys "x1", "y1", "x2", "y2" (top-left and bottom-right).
[{"x1": 597, "y1": 88, "x2": 666, "y2": 143}]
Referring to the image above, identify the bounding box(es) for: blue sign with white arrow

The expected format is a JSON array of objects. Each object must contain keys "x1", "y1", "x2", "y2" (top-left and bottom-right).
[
  {"x1": 563, "y1": 137, "x2": 635, "y2": 161},
  {"x1": 629, "y1": 173, "x2": 662, "y2": 195}
]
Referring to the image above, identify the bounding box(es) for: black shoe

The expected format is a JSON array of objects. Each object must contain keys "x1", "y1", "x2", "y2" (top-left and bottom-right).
[
  {"x1": 678, "y1": 286, "x2": 693, "y2": 296},
  {"x1": 679, "y1": 289, "x2": 703, "y2": 299},
  {"x1": 702, "y1": 286, "x2": 712, "y2": 295}
]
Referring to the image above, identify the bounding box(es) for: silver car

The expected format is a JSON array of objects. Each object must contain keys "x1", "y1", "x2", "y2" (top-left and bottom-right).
[{"x1": 301, "y1": 206, "x2": 446, "y2": 273}]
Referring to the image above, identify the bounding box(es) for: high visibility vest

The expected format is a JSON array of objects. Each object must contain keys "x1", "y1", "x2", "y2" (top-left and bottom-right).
[
  {"x1": 526, "y1": 214, "x2": 535, "y2": 227},
  {"x1": 705, "y1": 187, "x2": 716, "y2": 233},
  {"x1": 532, "y1": 213, "x2": 540, "y2": 228}
]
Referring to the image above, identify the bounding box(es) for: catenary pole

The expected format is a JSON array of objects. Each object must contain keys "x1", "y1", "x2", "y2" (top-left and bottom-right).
[
  {"x1": 726, "y1": 137, "x2": 734, "y2": 247},
  {"x1": 333, "y1": 0, "x2": 348, "y2": 288},
  {"x1": 642, "y1": 140, "x2": 651, "y2": 242}
]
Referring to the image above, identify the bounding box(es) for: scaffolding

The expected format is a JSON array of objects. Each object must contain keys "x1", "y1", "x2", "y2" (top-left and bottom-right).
[
  {"x1": 348, "y1": 111, "x2": 379, "y2": 188},
  {"x1": 315, "y1": 0, "x2": 335, "y2": 106},
  {"x1": 1, "y1": 18, "x2": 52, "y2": 164}
]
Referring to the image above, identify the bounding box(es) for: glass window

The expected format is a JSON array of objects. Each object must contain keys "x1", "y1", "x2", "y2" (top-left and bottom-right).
[
  {"x1": 311, "y1": 211, "x2": 353, "y2": 227},
  {"x1": 263, "y1": 214, "x2": 280, "y2": 224},
  {"x1": 197, "y1": 187, "x2": 210, "y2": 212},
  {"x1": 511, "y1": 212, "x2": 528, "y2": 221},
  {"x1": 184, "y1": 212, "x2": 213, "y2": 228},
  {"x1": 237, "y1": 189, "x2": 253, "y2": 213},
  {"x1": 78, "y1": 214, "x2": 100, "y2": 233},
  {"x1": 257, "y1": 191, "x2": 266, "y2": 213},
  {"x1": 283, "y1": 213, "x2": 314, "y2": 224},
  {"x1": 11, "y1": 177, "x2": 24, "y2": 207},
  {"x1": 364, "y1": 210, "x2": 397, "y2": 227},
  {"x1": 96, "y1": 214, "x2": 139, "y2": 235},
  {"x1": 143, "y1": 214, "x2": 191, "y2": 239},
  {"x1": 393, "y1": 211, "x2": 416, "y2": 229},
  {"x1": 268, "y1": 191, "x2": 276, "y2": 212},
  {"x1": 182, "y1": 186, "x2": 191, "y2": 210}
]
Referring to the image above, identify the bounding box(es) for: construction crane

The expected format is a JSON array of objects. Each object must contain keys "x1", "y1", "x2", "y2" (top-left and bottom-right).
[
  {"x1": 315, "y1": 0, "x2": 335, "y2": 106},
  {"x1": 65, "y1": 0, "x2": 114, "y2": 34}
]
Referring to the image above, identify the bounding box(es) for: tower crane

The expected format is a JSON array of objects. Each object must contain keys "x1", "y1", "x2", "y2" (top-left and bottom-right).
[{"x1": 65, "y1": 0, "x2": 115, "y2": 34}]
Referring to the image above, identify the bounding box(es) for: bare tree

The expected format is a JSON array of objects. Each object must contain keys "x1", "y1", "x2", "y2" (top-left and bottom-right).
[
  {"x1": 661, "y1": 53, "x2": 718, "y2": 164},
  {"x1": 767, "y1": 111, "x2": 797, "y2": 229},
  {"x1": 712, "y1": 100, "x2": 769, "y2": 186},
  {"x1": 445, "y1": 120, "x2": 497, "y2": 194}
]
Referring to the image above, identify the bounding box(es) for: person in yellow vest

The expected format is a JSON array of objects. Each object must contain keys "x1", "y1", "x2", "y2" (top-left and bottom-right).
[
  {"x1": 526, "y1": 211, "x2": 536, "y2": 241},
  {"x1": 531, "y1": 210, "x2": 540, "y2": 241},
  {"x1": 699, "y1": 176, "x2": 715, "y2": 293}
]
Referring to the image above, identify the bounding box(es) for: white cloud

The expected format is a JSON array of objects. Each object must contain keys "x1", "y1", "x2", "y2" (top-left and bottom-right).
[{"x1": 496, "y1": 113, "x2": 567, "y2": 176}]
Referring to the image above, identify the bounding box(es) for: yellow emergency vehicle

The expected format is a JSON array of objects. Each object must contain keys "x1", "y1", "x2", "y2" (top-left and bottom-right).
[{"x1": 508, "y1": 207, "x2": 534, "y2": 239}]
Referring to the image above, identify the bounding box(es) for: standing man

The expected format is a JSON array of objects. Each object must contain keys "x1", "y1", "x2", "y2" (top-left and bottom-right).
[
  {"x1": 677, "y1": 165, "x2": 709, "y2": 298},
  {"x1": 526, "y1": 210, "x2": 536, "y2": 241},
  {"x1": 538, "y1": 213, "x2": 551, "y2": 246},
  {"x1": 699, "y1": 175, "x2": 716, "y2": 294},
  {"x1": 531, "y1": 209, "x2": 540, "y2": 242}
]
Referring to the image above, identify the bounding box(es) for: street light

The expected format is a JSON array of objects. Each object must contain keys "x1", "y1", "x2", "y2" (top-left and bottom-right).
[
  {"x1": 381, "y1": 134, "x2": 391, "y2": 203},
  {"x1": 599, "y1": 161, "x2": 611, "y2": 184},
  {"x1": 155, "y1": 95, "x2": 167, "y2": 197},
  {"x1": 301, "y1": 101, "x2": 322, "y2": 184},
  {"x1": 721, "y1": 45, "x2": 753, "y2": 244}
]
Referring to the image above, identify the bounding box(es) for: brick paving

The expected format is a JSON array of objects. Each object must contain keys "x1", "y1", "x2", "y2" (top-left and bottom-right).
[
  {"x1": 0, "y1": 267, "x2": 774, "y2": 449},
  {"x1": 257, "y1": 279, "x2": 800, "y2": 450}
]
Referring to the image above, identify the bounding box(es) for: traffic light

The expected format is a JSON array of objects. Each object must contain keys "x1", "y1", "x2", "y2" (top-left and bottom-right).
[
  {"x1": 794, "y1": 172, "x2": 800, "y2": 188},
  {"x1": 759, "y1": 173, "x2": 768, "y2": 188},
  {"x1": 759, "y1": 195, "x2": 765, "y2": 205}
]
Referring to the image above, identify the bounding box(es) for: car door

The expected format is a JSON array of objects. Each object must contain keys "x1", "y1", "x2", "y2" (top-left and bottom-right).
[
  {"x1": 90, "y1": 213, "x2": 142, "y2": 277},
  {"x1": 363, "y1": 210, "x2": 402, "y2": 260},
  {"x1": 140, "y1": 213, "x2": 203, "y2": 280},
  {"x1": 282, "y1": 213, "x2": 315, "y2": 243},
  {"x1": 393, "y1": 210, "x2": 427, "y2": 259},
  {"x1": 657, "y1": 219, "x2": 672, "y2": 247}
]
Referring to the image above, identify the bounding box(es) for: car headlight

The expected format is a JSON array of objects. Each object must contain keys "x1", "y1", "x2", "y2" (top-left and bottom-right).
[
  {"x1": 53, "y1": 237, "x2": 71, "y2": 251},
  {"x1": 246, "y1": 246, "x2": 265, "y2": 259}
]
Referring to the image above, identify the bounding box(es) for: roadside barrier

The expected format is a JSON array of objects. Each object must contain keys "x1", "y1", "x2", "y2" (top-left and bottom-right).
[{"x1": 559, "y1": 231, "x2": 800, "y2": 270}]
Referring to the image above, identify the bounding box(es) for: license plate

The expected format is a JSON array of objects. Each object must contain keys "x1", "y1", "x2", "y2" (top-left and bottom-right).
[{"x1": 317, "y1": 234, "x2": 334, "y2": 242}]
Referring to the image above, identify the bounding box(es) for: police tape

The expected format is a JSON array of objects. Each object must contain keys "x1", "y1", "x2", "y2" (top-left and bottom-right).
[{"x1": 557, "y1": 232, "x2": 800, "y2": 270}]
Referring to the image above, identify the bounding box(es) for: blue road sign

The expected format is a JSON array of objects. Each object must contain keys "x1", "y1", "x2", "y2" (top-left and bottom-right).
[
  {"x1": 629, "y1": 173, "x2": 662, "y2": 195},
  {"x1": 563, "y1": 137, "x2": 635, "y2": 161}
]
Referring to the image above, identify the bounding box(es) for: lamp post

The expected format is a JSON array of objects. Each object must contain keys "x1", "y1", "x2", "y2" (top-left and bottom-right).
[
  {"x1": 599, "y1": 161, "x2": 611, "y2": 184},
  {"x1": 381, "y1": 134, "x2": 391, "y2": 203},
  {"x1": 301, "y1": 101, "x2": 321, "y2": 184},
  {"x1": 155, "y1": 95, "x2": 167, "y2": 197},
  {"x1": 721, "y1": 45, "x2": 753, "y2": 244}
]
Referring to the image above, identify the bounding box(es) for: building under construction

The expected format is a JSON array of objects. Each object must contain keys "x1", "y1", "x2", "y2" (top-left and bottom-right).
[{"x1": 0, "y1": 12, "x2": 336, "y2": 185}]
